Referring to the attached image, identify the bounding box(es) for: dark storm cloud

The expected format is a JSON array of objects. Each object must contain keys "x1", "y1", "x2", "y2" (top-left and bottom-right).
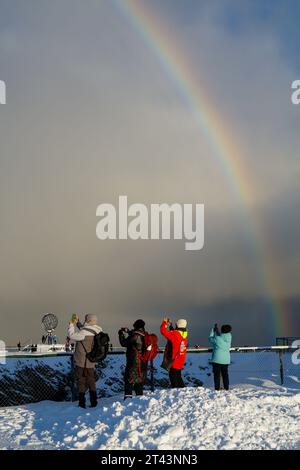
[{"x1": 0, "y1": 0, "x2": 299, "y2": 345}]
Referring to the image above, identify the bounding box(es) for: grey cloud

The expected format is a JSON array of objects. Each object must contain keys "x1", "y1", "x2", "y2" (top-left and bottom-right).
[{"x1": 0, "y1": 0, "x2": 299, "y2": 345}]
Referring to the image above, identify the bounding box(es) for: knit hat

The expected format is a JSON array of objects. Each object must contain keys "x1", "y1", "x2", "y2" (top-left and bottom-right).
[
  {"x1": 85, "y1": 314, "x2": 98, "y2": 325},
  {"x1": 221, "y1": 324, "x2": 232, "y2": 334},
  {"x1": 133, "y1": 319, "x2": 145, "y2": 330},
  {"x1": 177, "y1": 319, "x2": 187, "y2": 329}
]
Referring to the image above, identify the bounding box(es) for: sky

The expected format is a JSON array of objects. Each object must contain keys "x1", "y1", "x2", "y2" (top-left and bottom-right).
[{"x1": 0, "y1": 0, "x2": 299, "y2": 346}]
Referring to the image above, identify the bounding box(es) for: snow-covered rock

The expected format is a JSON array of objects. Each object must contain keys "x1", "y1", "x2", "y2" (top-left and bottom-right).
[{"x1": 0, "y1": 355, "x2": 73, "y2": 406}]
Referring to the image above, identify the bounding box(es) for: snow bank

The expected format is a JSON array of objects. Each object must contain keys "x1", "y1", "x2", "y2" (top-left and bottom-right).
[{"x1": 0, "y1": 386, "x2": 299, "y2": 450}]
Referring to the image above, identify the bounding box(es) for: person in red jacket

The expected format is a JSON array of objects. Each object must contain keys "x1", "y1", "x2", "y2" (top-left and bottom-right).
[{"x1": 160, "y1": 317, "x2": 188, "y2": 388}]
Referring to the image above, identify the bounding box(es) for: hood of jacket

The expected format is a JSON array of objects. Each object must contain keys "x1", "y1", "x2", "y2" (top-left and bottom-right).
[
  {"x1": 132, "y1": 328, "x2": 145, "y2": 336},
  {"x1": 82, "y1": 324, "x2": 102, "y2": 334},
  {"x1": 176, "y1": 328, "x2": 188, "y2": 339},
  {"x1": 220, "y1": 332, "x2": 232, "y2": 343}
]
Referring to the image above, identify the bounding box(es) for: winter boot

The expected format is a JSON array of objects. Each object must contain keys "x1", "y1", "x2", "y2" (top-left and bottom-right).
[
  {"x1": 78, "y1": 393, "x2": 86, "y2": 409},
  {"x1": 89, "y1": 390, "x2": 98, "y2": 408}
]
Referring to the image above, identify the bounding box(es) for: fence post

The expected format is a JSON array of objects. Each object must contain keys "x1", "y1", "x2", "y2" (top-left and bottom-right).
[{"x1": 279, "y1": 350, "x2": 284, "y2": 385}]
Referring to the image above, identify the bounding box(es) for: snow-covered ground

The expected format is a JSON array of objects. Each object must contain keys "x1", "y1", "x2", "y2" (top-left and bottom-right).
[
  {"x1": 1, "y1": 350, "x2": 298, "y2": 406},
  {"x1": 0, "y1": 382, "x2": 299, "y2": 450},
  {"x1": 0, "y1": 351, "x2": 299, "y2": 450}
]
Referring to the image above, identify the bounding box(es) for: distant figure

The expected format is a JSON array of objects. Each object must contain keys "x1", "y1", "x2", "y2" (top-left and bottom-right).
[
  {"x1": 17, "y1": 341, "x2": 21, "y2": 351},
  {"x1": 118, "y1": 320, "x2": 148, "y2": 399},
  {"x1": 68, "y1": 314, "x2": 103, "y2": 409},
  {"x1": 209, "y1": 324, "x2": 232, "y2": 391},
  {"x1": 160, "y1": 317, "x2": 188, "y2": 388}
]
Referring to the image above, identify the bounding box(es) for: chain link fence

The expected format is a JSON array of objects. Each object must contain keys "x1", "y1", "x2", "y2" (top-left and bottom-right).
[{"x1": 0, "y1": 348, "x2": 299, "y2": 407}]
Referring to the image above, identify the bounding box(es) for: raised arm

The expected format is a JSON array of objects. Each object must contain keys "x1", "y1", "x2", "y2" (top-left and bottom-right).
[
  {"x1": 118, "y1": 330, "x2": 144, "y2": 351},
  {"x1": 160, "y1": 320, "x2": 174, "y2": 341},
  {"x1": 209, "y1": 330, "x2": 232, "y2": 349},
  {"x1": 118, "y1": 329, "x2": 129, "y2": 347},
  {"x1": 68, "y1": 323, "x2": 86, "y2": 342},
  {"x1": 209, "y1": 328, "x2": 216, "y2": 345}
]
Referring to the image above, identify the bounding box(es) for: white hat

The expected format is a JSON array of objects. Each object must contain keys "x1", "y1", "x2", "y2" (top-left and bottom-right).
[
  {"x1": 85, "y1": 314, "x2": 98, "y2": 325},
  {"x1": 177, "y1": 319, "x2": 187, "y2": 329}
]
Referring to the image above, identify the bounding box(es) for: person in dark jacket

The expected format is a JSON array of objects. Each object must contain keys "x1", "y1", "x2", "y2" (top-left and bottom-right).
[
  {"x1": 209, "y1": 324, "x2": 232, "y2": 391},
  {"x1": 118, "y1": 319, "x2": 147, "y2": 400}
]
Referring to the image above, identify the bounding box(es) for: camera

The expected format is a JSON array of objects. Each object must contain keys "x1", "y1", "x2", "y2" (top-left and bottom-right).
[{"x1": 120, "y1": 327, "x2": 129, "y2": 333}]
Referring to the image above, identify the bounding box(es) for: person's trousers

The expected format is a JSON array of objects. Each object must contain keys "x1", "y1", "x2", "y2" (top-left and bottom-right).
[
  {"x1": 212, "y1": 363, "x2": 229, "y2": 390},
  {"x1": 169, "y1": 368, "x2": 185, "y2": 388},
  {"x1": 124, "y1": 376, "x2": 144, "y2": 397},
  {"x1": 75, "y1": 366, "x2": 96, "y2": 393}
]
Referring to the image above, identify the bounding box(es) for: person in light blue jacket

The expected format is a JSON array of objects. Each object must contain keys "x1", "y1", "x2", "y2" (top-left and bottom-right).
[{"x1": 209, "y1": 324, "x2": 232, "y2": 390}]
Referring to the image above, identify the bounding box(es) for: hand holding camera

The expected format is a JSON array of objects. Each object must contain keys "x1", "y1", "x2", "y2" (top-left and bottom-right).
[
  {"x1": 70, "y1": 314, "x2": 79, "y2": 324},
  {"x1": 120, "y1": 327, "x2": 129, "y2": 333}
]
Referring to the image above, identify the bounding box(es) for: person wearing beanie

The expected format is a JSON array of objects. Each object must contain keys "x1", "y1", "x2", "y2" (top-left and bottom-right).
[
  {"x1": 118, "y1": 319, "x2": 147, "y2": 399},
  {"x1": 68, "y1": 314, "x2": 102, "y2": 409},
  {"x1": 209, "y1": 323, "x2": 232, "y2": 391},
  {"x1": 133, "y1": 319, "x2": 145, "y2": 330},
  {"x1": 160, "y1": 317, "x2": 188, "y2": 388},
  {"x1": 177, "y1": 319, "x2": 187, "y2": 329}
]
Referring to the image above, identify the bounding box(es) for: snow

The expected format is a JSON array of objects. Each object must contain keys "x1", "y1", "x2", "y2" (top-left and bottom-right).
[
  {"x1": 1, "y1": 350, "x2": 298, "y2": 402},
  {"x1": 0, "y1": 355, "x2": 71, "y2": 376},
  {"x1": 0, "y1": 351, "x2": 299, "y2": 450},
  {"x1": 0, "y1": 384, "x2": 299, "y2": 450}
]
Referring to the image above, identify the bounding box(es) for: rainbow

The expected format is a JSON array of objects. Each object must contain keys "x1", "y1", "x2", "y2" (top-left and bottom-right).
[{"x1": 113, "y1": 0, "x2": 293, "y2": 338}]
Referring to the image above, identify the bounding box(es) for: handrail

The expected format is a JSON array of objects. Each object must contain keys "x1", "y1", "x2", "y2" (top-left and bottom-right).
[{"x1": 0, "y1": 345, "x2": 298, "y2": 359}]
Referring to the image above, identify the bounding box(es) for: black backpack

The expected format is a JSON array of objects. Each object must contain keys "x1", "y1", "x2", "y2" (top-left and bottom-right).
[{"x1": 82, "y1": 329, "x2": 110, "y2": 363}]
